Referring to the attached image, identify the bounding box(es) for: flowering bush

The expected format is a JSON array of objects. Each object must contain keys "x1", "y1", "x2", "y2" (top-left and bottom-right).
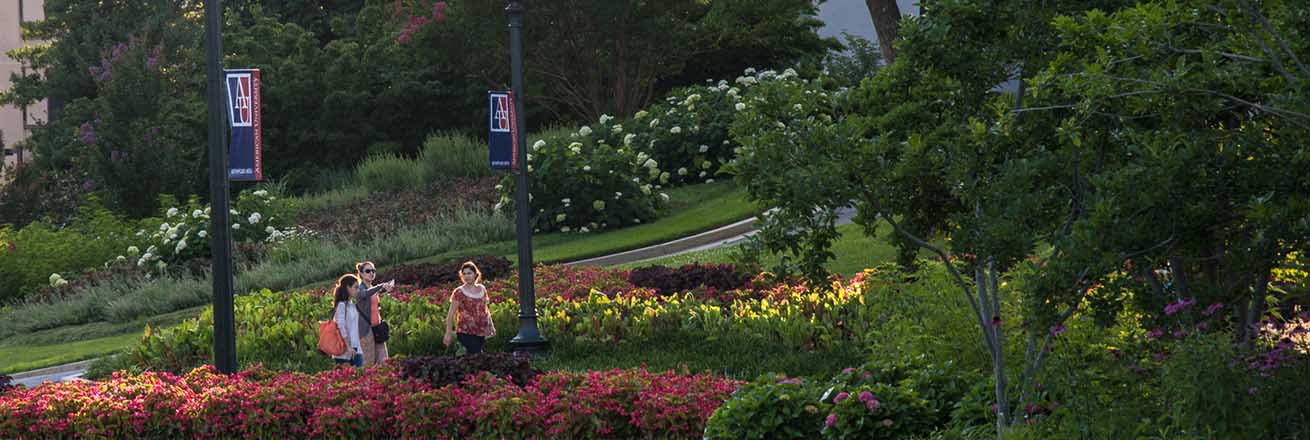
[
  {"x1": 379, "y1": 255, "x2": 512, "y2": 288},
  {"x1": 86, "y1": 188, "x2": 298, "y2": 280},
  {"x1": 704, "y1": 361, "x2": 951, "y2": 440},
  {"x1": 494, "y1": 68, "x2": 815, "y2": 233},
  {"x1": 496, "y1": 130, "x2": 667, "y2": 233},
  {"x1": 0, "y1": 364, "x2": 738, "y2": 439}
]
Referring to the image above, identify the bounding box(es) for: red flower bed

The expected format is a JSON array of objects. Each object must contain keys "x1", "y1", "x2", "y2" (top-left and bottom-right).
[
  {"x1": 0, "y1": 365, "x2": 740, "y2": 439},
  {"x1": 378, "y1": 255, "x2": 512, "y2": 289}
]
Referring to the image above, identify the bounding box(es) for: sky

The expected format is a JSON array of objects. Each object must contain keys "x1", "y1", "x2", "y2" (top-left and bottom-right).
[{"x1": 816, "y1": 0, "x2": 920, "y2": 44}]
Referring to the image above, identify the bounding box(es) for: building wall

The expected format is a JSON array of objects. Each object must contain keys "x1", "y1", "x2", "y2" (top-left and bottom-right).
[{"x1": 1, "y1": 0, "x2": 47, "y2": 181}]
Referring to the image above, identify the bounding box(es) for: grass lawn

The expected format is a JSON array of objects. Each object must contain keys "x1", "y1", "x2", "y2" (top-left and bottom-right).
[
  {"x1": 618, "y1": 221, "x2": 912, "y2": 277},
  {"x1": 0, "y1": 333, "x2": 141, "y2": 375},
  {"x1": 408, "y1": 179, "x2": 756, "y2": 266}
]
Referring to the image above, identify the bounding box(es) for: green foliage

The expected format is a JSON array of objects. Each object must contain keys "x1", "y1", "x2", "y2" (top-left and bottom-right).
[
  {"x1": 704, "y1": 358, "x2": 963, "y2": 440},
  {"x1": 818, "y1": 34, "x2": 883, "y2": 88},
  {"x1": 728, "y1": 68, "x2": 859, "y2": 282},
  {"x1": 419, "y1": 132, "x2": 493, "y2": 179},
  {"x1": 422, "y1": 0, "x2": 835, "y2": 120},
  {"x1": 354, "y1": 153, "x2": 427, "y2": 193},
  {"x1": 0, "y1": 198, "x2": 135, "y2": 303}
]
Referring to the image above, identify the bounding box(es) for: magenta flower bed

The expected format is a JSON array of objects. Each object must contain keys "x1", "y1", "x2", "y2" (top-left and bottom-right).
[{"x1": 0, "y1": 365, "x2": 740, "y2": 439}]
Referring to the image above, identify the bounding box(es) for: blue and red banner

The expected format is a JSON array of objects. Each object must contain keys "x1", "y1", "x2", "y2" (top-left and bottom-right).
[
  {"x1": 488, "y1": 91, "x2": 517, "y2": 171},
  {"x1": 225, "y1": 69, "x2": 262, "y2": 181}
]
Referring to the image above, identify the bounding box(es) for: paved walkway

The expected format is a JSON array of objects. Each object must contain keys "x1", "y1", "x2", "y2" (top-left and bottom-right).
[{"x1": 10, "y1": 359, "x2": 94, "y2": 388}]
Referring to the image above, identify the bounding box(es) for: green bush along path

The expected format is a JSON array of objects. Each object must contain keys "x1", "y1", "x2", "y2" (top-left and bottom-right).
[{"x1": 1, "y1": 181, "x2": 756, "y2": 375}]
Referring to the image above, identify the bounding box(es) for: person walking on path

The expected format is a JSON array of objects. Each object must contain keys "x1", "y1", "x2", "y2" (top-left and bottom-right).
[
  {"x1": 355, "y1": 261, "x2": 394, "y2": 365},
  {"x1": 333, "y1": 275, "x2": 364, "y2": 367},
  {"x1": 444, "y1": 261, "x2": 496, "y2": 354}
]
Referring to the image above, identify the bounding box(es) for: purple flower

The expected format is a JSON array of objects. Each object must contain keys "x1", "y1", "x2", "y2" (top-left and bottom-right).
[
  {"x1": 825, "y1": 413, "x2": 837, "y2": 428},
  {"x1": 78, "y1": 122, "x2": 97, "y2": 145},
  {"x1": 431, "y1": 1, "x2": 448, "y2": 21},
  {"x1": 834, "y1": 392, "x2": 850, "y2": 403},
  {"x1": 1146, "y1": 328, "x2": 1165, "y2": 340},
  {"x1": 858, "y1": 391, "x2": 874, "y2": 403},
  {"x1": 111, "y1": 42, "x2": 129, "y2": 60},
  {"x1": 861, "y1": 371, "x2": 873, "y2": 379},
  {"x1": 842, "y1": 368, "x2": 856, "y2": 375},
  {"x1": 82, "y1": 180, "x2": 94, "y2": 191},
  {"x1": 777, "y1": 377, "x2": 803, "y2": 385},
  {"x1": 1050, "y1": 324, "x2": 1067, "y2": 337},
  {"x1": 1201, "y1": 302, "x2": 1224, "y2": 317},
  {"x1": 1195, "y1": 322, "x2": 1209, "y2": 331},
  {"x1": 146, "y1": 56, "x2": 157, "y2": 69},
  {"x1": 1173, "y1": 328, "x2": 1189, "y2": 338},
  {"x1": 865, "y1": 399, "x2": 880, "y2": 412},
  {"x1": 1164, "y1": 297, "x2": 1197, "y2": 316}
]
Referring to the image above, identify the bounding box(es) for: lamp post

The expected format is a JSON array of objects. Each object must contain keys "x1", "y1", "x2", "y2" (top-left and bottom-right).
[
  {"x1": 203, "y1": 0, "x2": 237, "y2": 374},
  {"x1": 506, "y1": 0, "x2": 548, "y2": 355}
]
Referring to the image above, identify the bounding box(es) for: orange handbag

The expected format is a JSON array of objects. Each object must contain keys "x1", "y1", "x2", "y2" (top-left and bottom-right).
[{"x1": 318, "y1": 319, "x2": 347, "y2": 357}]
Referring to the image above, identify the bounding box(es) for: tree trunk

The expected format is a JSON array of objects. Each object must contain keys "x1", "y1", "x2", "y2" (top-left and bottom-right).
[{"x1": 864, "y1": 0, "x2": 902, "y2": 64}]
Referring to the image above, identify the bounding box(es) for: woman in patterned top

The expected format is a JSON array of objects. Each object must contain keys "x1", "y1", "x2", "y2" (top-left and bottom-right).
[{"x1": 443, "y1": 261, "x2": 496, "y2": 354}]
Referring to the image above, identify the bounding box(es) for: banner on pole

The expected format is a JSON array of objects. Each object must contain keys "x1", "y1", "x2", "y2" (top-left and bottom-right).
[
  {"x1": 488, "y1": 91, "x2": 518, "y2": 170},
  {"x1": 225, "y1": 69, "x2": 262, "y2": 181}
]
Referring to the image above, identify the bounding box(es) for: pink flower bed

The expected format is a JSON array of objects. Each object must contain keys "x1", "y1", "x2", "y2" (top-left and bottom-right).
[{"x1": 0, "y1": 364, "x2": 740, "y2": 439}]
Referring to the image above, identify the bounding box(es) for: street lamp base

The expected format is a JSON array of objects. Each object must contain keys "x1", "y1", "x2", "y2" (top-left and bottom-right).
[{"x1": 509, "y1": 334, "x2": 550, "y2": 357}]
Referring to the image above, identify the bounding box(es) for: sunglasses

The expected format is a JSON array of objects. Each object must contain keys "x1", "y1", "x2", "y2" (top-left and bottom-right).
[{"x1": 362, "y1": 269, "x2": 375, "y2": 274}]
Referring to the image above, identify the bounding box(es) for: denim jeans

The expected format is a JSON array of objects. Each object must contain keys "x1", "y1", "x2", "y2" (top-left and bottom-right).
[
  {"x1": 335, "y1": 354, "x2": 363, "y2": 367},
  {"x1": 457, "y1": 333, "x2": 485, "y2": 354}
]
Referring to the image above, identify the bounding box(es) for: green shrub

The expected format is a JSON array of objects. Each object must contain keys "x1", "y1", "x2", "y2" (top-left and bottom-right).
[
  {"x1": 355, "y1": 153, "x2": 427, "y2": 193},
  {"x1": 420, "y1": 132, "x2": 491, "y2": 179},
  {"x1": 0, "y1": 198, "x2": 135, "y2": 303}
]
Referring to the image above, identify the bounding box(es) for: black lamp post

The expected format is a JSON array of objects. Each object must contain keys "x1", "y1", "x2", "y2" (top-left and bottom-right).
[
  {"x1": 203, "y1": 0, "x2": 237, "y2": 374},
  {"x1": 506, "y1": 0, "x2": 549, "y2": 355}
]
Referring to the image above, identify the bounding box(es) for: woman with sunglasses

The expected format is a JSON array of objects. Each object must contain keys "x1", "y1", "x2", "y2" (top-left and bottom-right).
[{"x1": 355, "y1": 261, "x2": 395, "y2": 365}]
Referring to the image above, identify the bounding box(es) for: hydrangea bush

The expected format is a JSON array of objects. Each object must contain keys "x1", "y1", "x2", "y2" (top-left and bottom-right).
[
  {"x1": 496, "y1": 130, "x2": 666, "y2": 233},
  {"x1": 496, "y1": 68, "x2": 815, "y2": 233},
  {"x1": 99, "y1": 189, "x2": 299, "y2": 275}
]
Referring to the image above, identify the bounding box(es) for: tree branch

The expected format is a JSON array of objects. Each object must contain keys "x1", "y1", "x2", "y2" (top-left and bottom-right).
[{"x1": 1235, "y1": 0, "x2": 1310, "y2": 79}]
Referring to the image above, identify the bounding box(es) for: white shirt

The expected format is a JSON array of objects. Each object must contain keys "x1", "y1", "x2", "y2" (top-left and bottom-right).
[{"x1": 334, "y1": 301, "x2": 362, "y2": 360}]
